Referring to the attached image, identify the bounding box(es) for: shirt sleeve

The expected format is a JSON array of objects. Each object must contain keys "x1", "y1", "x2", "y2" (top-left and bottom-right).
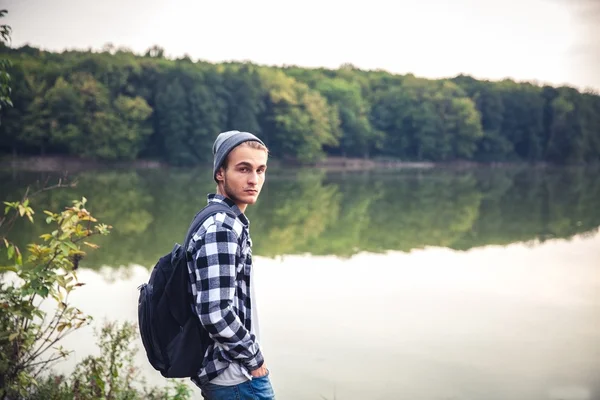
[{"x1": 192, "y1": 222, "x2": 264, "y2": 371}]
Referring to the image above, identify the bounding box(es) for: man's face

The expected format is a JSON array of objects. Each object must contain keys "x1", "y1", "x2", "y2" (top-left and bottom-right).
[{"x1": 216, "y1": 145, "x2": 268, "y2": 210}]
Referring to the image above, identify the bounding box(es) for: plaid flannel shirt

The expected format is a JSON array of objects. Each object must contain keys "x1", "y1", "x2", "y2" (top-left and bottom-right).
[{"x1": 187, "y1": 194, "x2": 264, "y2": 386}]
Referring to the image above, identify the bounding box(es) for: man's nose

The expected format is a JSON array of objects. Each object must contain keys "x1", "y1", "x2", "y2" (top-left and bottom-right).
[{"x1": 248, "y1": 171, "x2": 258, "y2": 185}]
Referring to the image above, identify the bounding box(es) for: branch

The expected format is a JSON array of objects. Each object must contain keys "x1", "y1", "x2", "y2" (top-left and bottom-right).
[
  {"x1": 71, "y1": 230, "x2": 103, "y2": 244},
  {"x1": 30, "y1": 354, "x2": 70, "y2": 382},
  {"x1": 20, "y1": 326, "x2": 77, "y2": 370},
  {"x1": 32, "y1": 302, "x2": 61, "y2": 343},
  {"x1": 28, "y1": 178, "x2": 76, "y2": 198},
  {"x1": 0, "y1": 211, "x2": 22, "y2": 240},
  {"x1": 24, "y1": 293, "x2": 69, "y2": 364},
  {"x1": 27, "y1": 353, "x2": 66, "y2": 370},
  {"x1": 21, "y1": 290, "x2": 39, "y2": 333},
  {"x1": 1, "y1": 179, "x2": 75, "y2": 238}
]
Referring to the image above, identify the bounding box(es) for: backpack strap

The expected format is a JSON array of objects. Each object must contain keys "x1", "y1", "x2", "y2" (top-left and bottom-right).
[{"x1": 183, "y1": 202, "x2": 237, "y2": 252}]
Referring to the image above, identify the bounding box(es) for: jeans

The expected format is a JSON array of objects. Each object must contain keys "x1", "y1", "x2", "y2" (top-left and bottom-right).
[{"x1": 200, "y1": 373, "x2": 275, "y2": 400}]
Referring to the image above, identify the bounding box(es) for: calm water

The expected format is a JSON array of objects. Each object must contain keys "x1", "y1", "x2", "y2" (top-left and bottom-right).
[{"x1": 2, "y1": 166, "x2": 600, "y2": 400}]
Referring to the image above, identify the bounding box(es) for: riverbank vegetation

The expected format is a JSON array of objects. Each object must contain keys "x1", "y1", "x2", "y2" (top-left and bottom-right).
[{"x1": 0, "y1": 183, "x2": 190, "y2": 399}]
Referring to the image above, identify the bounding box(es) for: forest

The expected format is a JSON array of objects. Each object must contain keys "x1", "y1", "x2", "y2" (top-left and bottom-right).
[{"x1": 1, "y1": 44, "x2": 599, "y2": 165}]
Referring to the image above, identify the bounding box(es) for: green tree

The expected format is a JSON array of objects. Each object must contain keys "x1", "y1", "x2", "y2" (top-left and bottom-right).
[
  {"x1": 0, "y1": 64, "x2": 27, "y2": 155},
  {"x1": 498, "y1": 81, "x2": 544, "y2": 161},
  {"x1": 315, "y1": 77, "x2": 380, "y2": 157},
  {"x1": 546, "y1": 93, "x2": 576, "y2": 163},
  {"x1": 223, "y1": 64, "x2": 264, "y2": 134},
  {"x1": 452, "y1": 76, "x2": 512, "y2": 161},
  {"x1": 0, "y1": 9, "x2": 11, "y2": 121},
  {"x1": 46, "y1": 73, "x2": 153, "y2": 160},
  {"x1": 372, "y1": 78, "x2": 483, "y2": 160},
  {"x1": 259, "y1": 69, "x2": 341, "y2": 162},
  {"x1": 0, "y1": 10, "x2": 13, "y2": 122},
  {"x1": 154, "y1": 65, "x2": 225, "y2": 165}
]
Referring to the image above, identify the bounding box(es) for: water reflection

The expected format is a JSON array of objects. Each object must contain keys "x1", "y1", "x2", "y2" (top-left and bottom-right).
[{"x1": 1, "y1": 166, "x2": 599, "y2": 268}]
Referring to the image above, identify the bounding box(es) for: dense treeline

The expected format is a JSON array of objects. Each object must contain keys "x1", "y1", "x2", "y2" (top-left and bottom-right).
[
  {"x1": 2, "y1": 166, "x2": 599, "y2": 267},
  {"x1": 1, "y1": 44, "x2": 599, "y2": 164}
]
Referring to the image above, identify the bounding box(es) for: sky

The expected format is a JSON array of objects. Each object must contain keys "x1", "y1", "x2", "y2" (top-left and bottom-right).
[{"x1": 3, "y1": 0, "x2": 599, "y2": 91}]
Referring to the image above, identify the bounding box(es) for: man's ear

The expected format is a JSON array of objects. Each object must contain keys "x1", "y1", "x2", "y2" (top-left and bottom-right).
[{"x1": 215, "y1": 167, "x2": 225, "y2": 182}]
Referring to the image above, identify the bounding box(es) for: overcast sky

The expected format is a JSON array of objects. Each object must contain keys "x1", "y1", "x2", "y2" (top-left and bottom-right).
[{"x1": 3, "y1": 0, "x2": 599, "y2": 91}]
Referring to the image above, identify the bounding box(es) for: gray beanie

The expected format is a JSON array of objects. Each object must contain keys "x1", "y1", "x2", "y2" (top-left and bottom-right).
[{"x1": 212, "y1": 130, "x2": 266, "y2": 181}]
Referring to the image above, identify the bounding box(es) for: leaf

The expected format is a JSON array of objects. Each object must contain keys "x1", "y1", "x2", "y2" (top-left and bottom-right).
[
  {"x1": 4, "y1": 201, "x2": 13, "y2": 215},
  {"x1": 0, "y1": 265, "x2": 17, "y2": 272},
  {"x1": 59, "y1": 243, "x2": 70, "y2": 255},
  {"x1": 56, "y1": 323, "x2": 67, "y2": 333},
  {"x1": 65, "y1": 241, "x2": 79, "y2": 251},
  {"x1": 8, "y1": 332, "x2": 18, "y2": 341},
  {"x1": 83, "y1": 241, "x2": 99, "y2": 249},
  {"x1": 7, "y1": 244, "x2": 14, "y2": 260},
  {"x1": 15, "y1": 247, "x2": 22, "y2": 266}
]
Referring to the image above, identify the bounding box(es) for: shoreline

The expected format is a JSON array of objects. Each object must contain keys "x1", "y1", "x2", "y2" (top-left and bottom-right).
[
  {"x1": 0, "y1": 155, "x2": 164, "y2": 172},
  {"x1": 0, "y1": 154, "x2": 591, "y2": 173}
]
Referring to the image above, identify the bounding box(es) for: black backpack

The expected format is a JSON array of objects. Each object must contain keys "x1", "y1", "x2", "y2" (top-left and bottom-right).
[{"x1": 137, "y1": 202, "x2": 236, "y2": 378}]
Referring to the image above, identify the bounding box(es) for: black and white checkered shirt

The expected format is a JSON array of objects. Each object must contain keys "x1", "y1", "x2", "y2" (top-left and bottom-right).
[{"x1": 187, "y1": 194, "x2": 264, "y2": 386}]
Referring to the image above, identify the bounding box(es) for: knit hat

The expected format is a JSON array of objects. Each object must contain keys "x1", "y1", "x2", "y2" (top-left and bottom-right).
[{"x1": 212, "y1": 130, "x2": 266, "y2": 182}]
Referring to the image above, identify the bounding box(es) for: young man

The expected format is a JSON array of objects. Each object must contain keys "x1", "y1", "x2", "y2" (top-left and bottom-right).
[{"x1": 187, "y1": 130, "x2": 274, "y2": 400}]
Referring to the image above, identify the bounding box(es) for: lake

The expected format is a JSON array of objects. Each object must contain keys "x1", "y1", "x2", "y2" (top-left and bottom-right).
[{"x1": 1, "y1": 165, "x2": 599, "y2": 400}]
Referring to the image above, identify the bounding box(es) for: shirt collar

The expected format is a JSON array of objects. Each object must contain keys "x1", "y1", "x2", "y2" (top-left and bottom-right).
[{"x1": 207, "y1": 193, "x2": 249, "y2": 227}]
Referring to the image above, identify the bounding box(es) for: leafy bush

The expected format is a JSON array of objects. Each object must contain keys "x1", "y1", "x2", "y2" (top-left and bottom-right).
[
  {"x1": 1, "y1": 191, "x2": 110, "y2": 398},
  {"x1": 28, "y1": 322, "x2": 192, "y2": 400},
  {"x1": 1, "y1": 186, "x2": 191, "y2": 399}
]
